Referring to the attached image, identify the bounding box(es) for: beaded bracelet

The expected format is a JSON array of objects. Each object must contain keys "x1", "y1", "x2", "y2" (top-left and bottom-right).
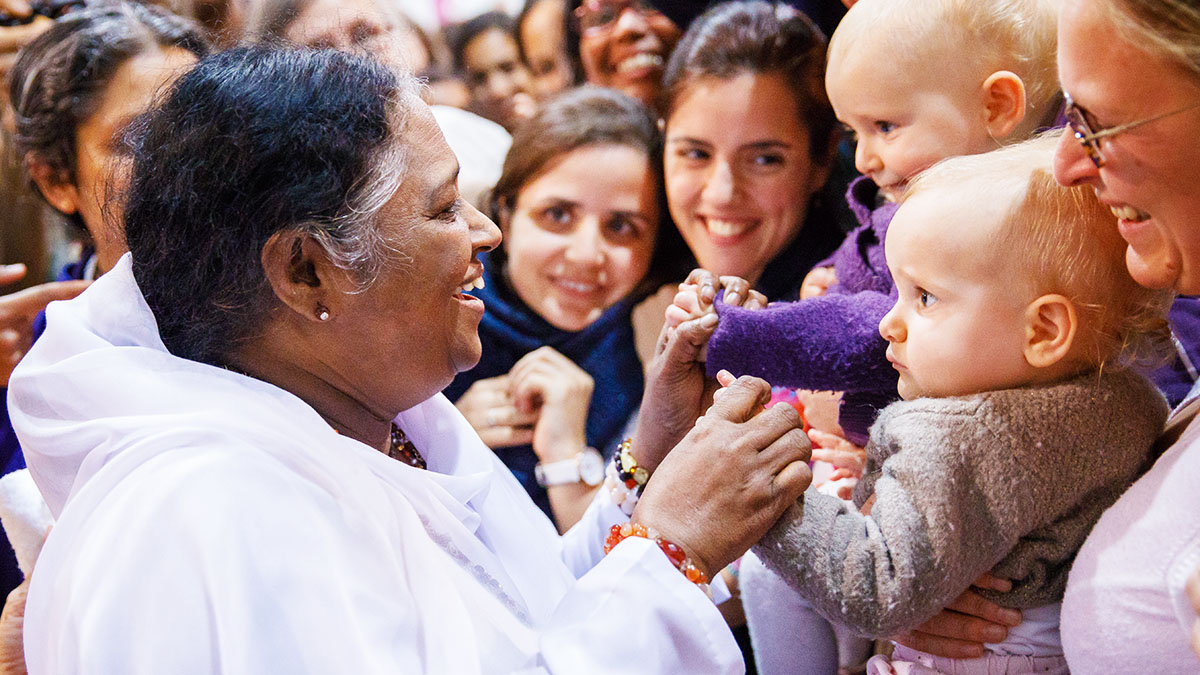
[
  {"x1": 605, "y1": 438, "x2": 650, "y2": 516},
  {"x1": 604, "y1": 522, "x2": 711, "y2": 598}
]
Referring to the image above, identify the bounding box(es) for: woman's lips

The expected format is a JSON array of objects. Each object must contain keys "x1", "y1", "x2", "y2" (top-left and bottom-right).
[{"x1": 698, "y1": 217, "x2": 757, "y2": 246}]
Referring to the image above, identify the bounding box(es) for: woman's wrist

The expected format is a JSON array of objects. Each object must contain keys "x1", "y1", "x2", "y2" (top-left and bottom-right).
[
  {"x1": 604, "y1": 439, "x2": 651, "y2": 516},
  {"x1": 604, "y1": 521, "x2": 712, "y2": 595}
]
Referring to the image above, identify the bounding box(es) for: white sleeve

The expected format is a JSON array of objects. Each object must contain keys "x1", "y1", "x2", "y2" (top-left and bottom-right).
[{"x1": 540, "y1": 536, "x2": 743, "y2": 674}]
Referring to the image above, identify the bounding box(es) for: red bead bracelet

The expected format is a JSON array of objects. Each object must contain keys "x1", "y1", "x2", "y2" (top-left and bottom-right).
[{"x1": 604, "y1": 522, "x2": 711, "y2": 593}]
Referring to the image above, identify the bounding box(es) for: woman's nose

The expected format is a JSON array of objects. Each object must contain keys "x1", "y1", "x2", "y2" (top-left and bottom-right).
[
  {"x1": 564, "y1": 221, "x2": 605, "y2": 265},
  {"x1": 700, "y1": 160, "x2": 737, "y2": 205},
  {"x1": 878, "y1": 304, "x2": 905, "y2": 342},
  {"x1": 612, "y1": 6, "x2": 651, "y2": 39},
  {"x1": 466, "y1": 201, "x2": 502, "y2": 253},
  {"x1": 1052, "y1": 127, "x2": 1102, "y2": 188}
]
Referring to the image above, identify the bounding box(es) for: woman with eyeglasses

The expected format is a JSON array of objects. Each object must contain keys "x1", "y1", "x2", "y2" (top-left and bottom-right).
[
  {"x1": 893, "y1": 0, "x2": 1200, "y2": 671},
  {"x1": 1052, "y1": 1, "x2": 1200, "y2": 672},
  {"x1": 564, "y1": 0, "x2": 681, "y2": 109}
]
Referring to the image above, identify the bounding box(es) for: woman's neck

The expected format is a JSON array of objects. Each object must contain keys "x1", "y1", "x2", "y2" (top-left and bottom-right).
[{"x1": 226, "y1": 330, "x2": 392, "y2": 453}]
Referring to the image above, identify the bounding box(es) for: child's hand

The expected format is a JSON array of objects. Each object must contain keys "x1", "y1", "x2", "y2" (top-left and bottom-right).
[
  {"x1": 799, "y1": 265, "x2": 837, "y2": 299},
  {"x1": 809, "y1": 428, "x2": 866, "y2": 476},
  {"x1": 664, "y1": 270, "x2": 767, "y2": 361}
]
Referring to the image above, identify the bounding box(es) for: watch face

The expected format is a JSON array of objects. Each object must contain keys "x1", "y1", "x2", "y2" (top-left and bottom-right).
[{"x1": 579, "y1": 448, "x2": 605, "y2": 486}]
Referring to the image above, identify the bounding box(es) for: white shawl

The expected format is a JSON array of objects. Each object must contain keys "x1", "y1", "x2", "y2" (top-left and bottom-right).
[{"x1": 9, "y1": 255, "x2": 740, "y2": 674}]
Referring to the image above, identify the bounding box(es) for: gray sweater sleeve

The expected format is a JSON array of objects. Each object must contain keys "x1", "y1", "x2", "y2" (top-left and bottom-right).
[{"x1": 753, "y1": 370, "x2": 1167, "y2": 637}]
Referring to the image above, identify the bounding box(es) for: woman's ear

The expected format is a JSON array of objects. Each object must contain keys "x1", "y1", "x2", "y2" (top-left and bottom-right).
[
  {"x1": 260, "y1": 230, "x2": 352, "y2": 322},
  {"x1": 25, "y1": 155, "x2": 80, "y2": 215},
  {"x1": 1023, "y1": 294, "x2": 1078, "y2": 369},
  {"x1": 982, "y1": 70, "x2": 1027, "y2": 140}
]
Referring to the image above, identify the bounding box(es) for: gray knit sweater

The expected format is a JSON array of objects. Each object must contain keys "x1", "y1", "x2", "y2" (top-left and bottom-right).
[{"x1": 754, "y1": 368, "x2": 1168, "y2": 638}]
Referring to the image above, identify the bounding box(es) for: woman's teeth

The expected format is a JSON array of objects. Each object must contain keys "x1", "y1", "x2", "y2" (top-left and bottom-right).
[
  {"x1": 459, "y1": 277, "x2": 485, "y2": 293},
  {"x1": 705, "y1": 219, "x2": 751, "y2": 237},
  {"x1": 558, "y1": 280, "x2": 598, "y2": 294},
  {"x1": 1111, "y1": 204, "x2": 1150, "y2": 222},
  {"x1": 616, "y1": 53, "x2": 663, "y2": 73}
]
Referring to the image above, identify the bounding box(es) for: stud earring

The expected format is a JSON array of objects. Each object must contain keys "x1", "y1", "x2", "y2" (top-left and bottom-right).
[{"x1": 315, "y1": 303, "x2": 330, "y2": 321}]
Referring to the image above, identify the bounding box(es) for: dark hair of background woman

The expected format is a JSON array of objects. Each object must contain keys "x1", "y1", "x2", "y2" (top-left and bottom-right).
[
  {"x1": 9, "y1": 1, "x2": 210, "y2": 233},
  {"x1": 124, "y1": 46, "x2": 410, "y2": 366}
]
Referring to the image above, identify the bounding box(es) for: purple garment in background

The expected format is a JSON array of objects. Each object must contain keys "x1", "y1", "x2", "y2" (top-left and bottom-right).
[
  {"x1": 1149, "y1": 295, "x2": 1200, "y2": 407},
  {"x1": 707, "y1": 177, "x2": 899, "y2": 445}
]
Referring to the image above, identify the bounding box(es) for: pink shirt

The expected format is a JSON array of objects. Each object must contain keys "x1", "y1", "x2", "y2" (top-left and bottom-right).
[{"x1": 1062, "y1": 395, "x2": 1200, "y2": 673}]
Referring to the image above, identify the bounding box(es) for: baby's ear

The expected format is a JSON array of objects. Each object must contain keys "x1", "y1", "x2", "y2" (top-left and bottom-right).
[
  {"x1": 1023, "y1": 294, "x2": 1077, "y2": 368},
  {"x1": 982, "y1": 70, "x2": 1027, "y2": 140}
]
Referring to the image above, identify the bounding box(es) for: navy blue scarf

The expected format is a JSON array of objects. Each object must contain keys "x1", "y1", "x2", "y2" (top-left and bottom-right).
[{"x1": 443, "y1": 254, "x2": 644, "y2": 519}]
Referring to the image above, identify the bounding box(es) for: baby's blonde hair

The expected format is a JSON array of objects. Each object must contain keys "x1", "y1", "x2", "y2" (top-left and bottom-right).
[
  {"x1": 904, "y1": 135, "x2": 1174, "y2": 370},
  {"x1": 830, "y1": 0, "x2": 1061, "y2": 137}
]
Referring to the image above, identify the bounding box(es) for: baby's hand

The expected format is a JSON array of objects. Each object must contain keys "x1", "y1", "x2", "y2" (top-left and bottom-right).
[
  {"x1": 799, "y1": 265, "x2": 837, "y2": 299},
  {"x1": 664, "y1": 282, "x2": 710, "y2": 331}
]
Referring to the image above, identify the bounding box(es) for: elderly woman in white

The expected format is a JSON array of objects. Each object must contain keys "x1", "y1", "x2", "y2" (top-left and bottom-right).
[{"x1": 8, "y1": 46, "x2": 811, "y2": 673}]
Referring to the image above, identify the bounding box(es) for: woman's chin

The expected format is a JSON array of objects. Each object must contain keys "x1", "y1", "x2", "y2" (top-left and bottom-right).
[{"x1": 1125, "y1": 246, "x2": 1181, "y2": 291}]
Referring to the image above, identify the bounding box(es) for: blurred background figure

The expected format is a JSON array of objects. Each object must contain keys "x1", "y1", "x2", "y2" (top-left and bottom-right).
[
  {"x1": 448, "y1": 10, "x2": 535, "y2": 131},
  {"x1": 566, "y1": 0, "x2": 680, "y2": 110},
  {"x1": 516, "y1": 0, "x2": 575, "y2": 99},
  {"x1": 242, "y1": 0, "x2": 511, "y2": 208}
]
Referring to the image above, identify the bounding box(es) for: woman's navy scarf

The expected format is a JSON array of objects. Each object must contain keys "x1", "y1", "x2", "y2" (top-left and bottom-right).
[{"x1": 443, "y1": 253, "x2": 645, "y2": 518}]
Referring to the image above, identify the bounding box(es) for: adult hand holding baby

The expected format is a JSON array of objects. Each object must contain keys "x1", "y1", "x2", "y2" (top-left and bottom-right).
[
  {"x1": 633, "y1": 372, "x2": 812, "y2": 579},
  {"x1": 632, "y1": 270, "x2": 769, "y2": 471}
]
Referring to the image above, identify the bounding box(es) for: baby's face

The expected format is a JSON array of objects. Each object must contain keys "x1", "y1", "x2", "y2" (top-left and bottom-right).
[
  {"x1": 879, "y1": 190, "x2": 1040, "y2": 400},
  {"x1": 826, "y1": 43, "x2": 998, "y2": 202}
]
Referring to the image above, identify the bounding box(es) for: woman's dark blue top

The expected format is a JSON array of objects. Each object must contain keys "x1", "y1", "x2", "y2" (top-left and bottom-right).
[{"x1": 443, "y1": 256, "x2": 645, "y2": 520}]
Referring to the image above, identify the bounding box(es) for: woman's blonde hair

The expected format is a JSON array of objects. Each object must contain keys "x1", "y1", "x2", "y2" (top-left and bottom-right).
[
  {"x1": 1103, "y1": 0, "x2": 1200, "y2": 82},
  {"x1": 905, "y1": 134, "x2": 1175, "y2": 370},
  {"x1": 830, "y1": 0, "x2": 1062, "y2": 134}
]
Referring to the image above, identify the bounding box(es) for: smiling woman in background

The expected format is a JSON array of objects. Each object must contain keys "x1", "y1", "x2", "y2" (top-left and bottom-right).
[
  {"x1": 445, "y1": 86, "x2": 681, "y2": 530},
  {"x1": 565, "y1": 0, "x2": 681, "y2": 109}
]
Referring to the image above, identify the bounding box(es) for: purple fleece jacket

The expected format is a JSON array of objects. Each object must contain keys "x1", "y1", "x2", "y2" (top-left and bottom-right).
[{"x1": 706, "y1": 176, "x2": 899, "y2": 445}]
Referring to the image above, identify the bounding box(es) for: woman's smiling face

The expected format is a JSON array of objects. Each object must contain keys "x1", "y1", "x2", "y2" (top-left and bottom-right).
[
  {"x1": 503, "y1": 142, "x2": 659, "y2": 331},
  {"x1": 576, "y1": 1, "x2": 680, "y2": 108},
  {"x1": 664, "y1": 72, "x2": 829, "y2": 284}
]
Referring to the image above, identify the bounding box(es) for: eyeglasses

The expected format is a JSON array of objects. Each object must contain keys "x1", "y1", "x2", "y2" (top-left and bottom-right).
[
  {"x1": 1063, "y1": 91, "x2": 1200, "y2": 168},
  {"x1": 574, "y1": 0, "x2": 665, "y2": 35}
]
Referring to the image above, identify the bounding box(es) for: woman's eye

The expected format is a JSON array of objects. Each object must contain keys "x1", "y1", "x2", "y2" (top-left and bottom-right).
[
  {"x1": 437, "y1": 198, "x2": 462, "y2": 222},
  {"x1": 605, "y1": 216, "x2": 639, "y2": 238},
  {"x1": 875, "y1": 120, "x2": 897, "y2": 135},
  {"x1": 752, "y1": 153, "x2": 785, "y2": 167},
  {"x1": 677, "y1": 146, "x2": 709, "y2": 161},
  {"x1": 918, "y1": 289, "x2": 937, "y2": 307},
  {"x1": 542, "y1": 205, "x2": 571, "y2": 226}
]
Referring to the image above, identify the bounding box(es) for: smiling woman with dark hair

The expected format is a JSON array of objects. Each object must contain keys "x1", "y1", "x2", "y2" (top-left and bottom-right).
[{"x1": 9, "y1": 45, "x2": 814, "y2": 672}]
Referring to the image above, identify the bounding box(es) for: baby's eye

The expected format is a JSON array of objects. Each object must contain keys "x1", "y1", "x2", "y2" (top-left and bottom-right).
[
  {"x1": 918, "y1": 289, "x2": 937, "y2": 307},
  {"x1": 875, "y1": 120, "x2": 897, "y2": 135},
  {"x1": 840, "y1": 124, "x2": 858, "y2": 142}
]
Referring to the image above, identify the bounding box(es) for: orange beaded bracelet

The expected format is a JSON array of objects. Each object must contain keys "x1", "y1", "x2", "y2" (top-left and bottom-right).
[{"x1": 604, "y1": 522, "x2": 711, "y2": 597}]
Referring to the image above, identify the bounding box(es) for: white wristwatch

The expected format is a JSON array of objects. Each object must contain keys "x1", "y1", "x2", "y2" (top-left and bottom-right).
[{"x1": 535, "y1": 447, "x2": 605, "y2": 487}]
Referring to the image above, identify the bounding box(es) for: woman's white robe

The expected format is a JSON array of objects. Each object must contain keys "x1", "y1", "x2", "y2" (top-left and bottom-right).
[{"x1": 8, "y1": 255, "x2": 740, "y2": 674}]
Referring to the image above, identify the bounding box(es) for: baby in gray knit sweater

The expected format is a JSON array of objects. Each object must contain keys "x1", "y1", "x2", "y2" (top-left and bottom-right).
[{"x1": 678, "y1": 136, "x2": 1174, "y2": 671}]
